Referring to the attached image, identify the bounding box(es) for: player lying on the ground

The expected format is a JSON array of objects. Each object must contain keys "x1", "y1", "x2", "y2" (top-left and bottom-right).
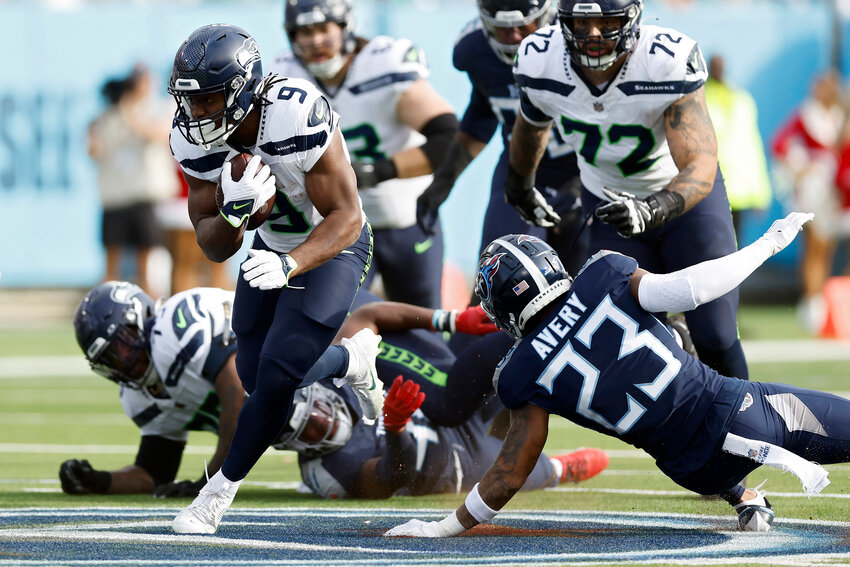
[
  {"x1": 277, "y1": 377, "x2": 607, "y2": 499},
  {"x1": 276, "y1": 295, "x2": 609, "y2": 498},
  {"x1": 385, "y1": 212, "x2": 850, "y2": 535},
  {"x1": 63, "y1": 282, "x2": 378, "y2": 497}
]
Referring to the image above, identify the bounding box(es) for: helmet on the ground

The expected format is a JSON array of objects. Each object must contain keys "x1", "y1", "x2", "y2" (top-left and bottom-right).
[
  {"x1": 475, "y1": 234, "x2": 572, "y2": 339},
  {"x1": 73, "y1": 281, "x2": 157, "y2": 388},
  {"x1": 273, "y1": 382, "x2": 354, "y2": 457},
  {"x1": 478, "y1": 0, "x2": 555, "y2": 64},
  {"x1": 283, "y1": 0, "x2": 356, "y2": 79},
  {"x1": 168, "y1": 24, "x2": 264, "y2": 148},
  {"x1": 558, "y1": 0, "x2": 642, "y2": 70}
]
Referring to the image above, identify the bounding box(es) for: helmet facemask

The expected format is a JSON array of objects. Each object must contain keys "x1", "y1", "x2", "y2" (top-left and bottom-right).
[
  {"x1": 168, "y1": 28, "x2": 263, "y2": 150},
  {"x1": 479, "y1": 0, "x2": 554, "y2": 65},
  {"x1": 273, "y1": 383, "x2": 353, "y2": 457},
  {"x1": 559, "y1": 1, "x2": 641, "y2": 70},
  {"x1": 84, "y1": 296, "x2": 156, "y2": 389}
]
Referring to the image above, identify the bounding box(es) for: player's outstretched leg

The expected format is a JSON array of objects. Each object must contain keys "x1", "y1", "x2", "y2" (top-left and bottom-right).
[
  {"x1": 340, "y1": 328, "x2": 384, "y2": 421},
  {"x1": 172, "y1": 471, "x2": 242, "y2": 534},
  {"x1": 733, "y1": 488, "x2": 775, "y2": 532},
  {"x1": 550, "y1": 448, "x2": 609, "y2": 483}
]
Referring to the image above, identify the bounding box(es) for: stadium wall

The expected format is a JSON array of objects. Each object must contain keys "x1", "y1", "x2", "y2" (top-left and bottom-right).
[{"x1": 0, "y1": 0, "x2": 841, "y2": 288}]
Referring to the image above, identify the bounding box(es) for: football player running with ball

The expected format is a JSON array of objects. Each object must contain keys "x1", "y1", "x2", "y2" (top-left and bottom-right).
[
  {"x1": 167, "y1": 24, "x2": 377, "y2": 534},
  {"x1": 504, "y1": 0, "x2": 748, "y2": 380},
  {"x1": 385, "y1": 212, "x2": 850, "y2": 537},
  {"x1": 270, "y1": 0, "x2": 458, "y2": 308}
]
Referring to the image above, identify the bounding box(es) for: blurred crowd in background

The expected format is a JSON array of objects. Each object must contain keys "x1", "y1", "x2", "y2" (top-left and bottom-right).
[{"x1": 3, "y1": 0, "x2": 850, "y2": 338}]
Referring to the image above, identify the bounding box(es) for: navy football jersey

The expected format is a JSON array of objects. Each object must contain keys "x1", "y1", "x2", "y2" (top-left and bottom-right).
[
  {"x1": 494, "y1": 252, "x2": 747, "y2": 478},
  {"x1": 297, "y1": 378, "x2": 500, "y2": 498},
  {"x1": 453, "y1": 19, "x2": 577, "y2": 180}
]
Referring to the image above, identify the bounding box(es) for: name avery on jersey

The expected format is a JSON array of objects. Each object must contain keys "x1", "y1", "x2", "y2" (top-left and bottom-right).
[{"x1": 530, "y1": 292, "x2": 587, "y2": 359}]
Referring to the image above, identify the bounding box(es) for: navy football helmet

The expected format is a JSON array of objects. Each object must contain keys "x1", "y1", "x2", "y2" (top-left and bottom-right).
[
  {"x1": 478, "y1": 0, "x2": 555, "y2": 65},
  {"x1": 168, "y1": 24, "x2": 264, "y2": 149},
  {"x1": 74, "y1": 281, "x2": 158, "y2": 388},
  {"x1": 558, "y1": 0, "x2": 642, "y2": 70},
  {"x1": 475, "y1": 235, "x2": 572, "y2": 339},
  {"x1": 273, "y1": 382, "x2": 353, "y2": 457},
  {"x1": 284, "y1": 0, "x2": 356, "y2": 79}
]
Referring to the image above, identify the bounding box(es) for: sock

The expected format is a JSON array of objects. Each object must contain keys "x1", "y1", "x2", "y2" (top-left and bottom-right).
[{"x1": 302, "y1": 345, "x2": 349, "y2": 387}]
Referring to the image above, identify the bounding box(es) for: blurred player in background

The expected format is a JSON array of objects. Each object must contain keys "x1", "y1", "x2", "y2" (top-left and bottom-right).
[
  {"x1": 505, "y1": 0, "x2": 748, "y2": 380},
  {"x1": 385, "y1": 213, "x2": 850, "y2": 538},
  {"x1": 416, "y1": 0, "x2": 587, "y2": 276},
  {"x1": 63, "y1": 281, "x2": 377, "y2": 498},
  {"x1": 271, "y1": 0, "x2": 458, "y2": 308},
  {"x1": 167, "y1": 23, "x2": 374, "y2": 534}
]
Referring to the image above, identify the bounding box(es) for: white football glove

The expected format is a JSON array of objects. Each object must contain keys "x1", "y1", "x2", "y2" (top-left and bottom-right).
[
  {"x1": 383, "y1": 514, "x2": 465, "y2": 538},
  {"x1": 219, "y1": 155, "x2": 276, "y2": 227},
  {"x1": 759, "y1": 212, "x2": 814, "y2": 256},
  {"x1": 241, "y1": 250, "x2": 301, "y2": 290}
]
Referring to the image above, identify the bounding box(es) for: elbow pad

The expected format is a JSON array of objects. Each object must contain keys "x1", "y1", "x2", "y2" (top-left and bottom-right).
[
  {"x1": 637, "y1": 272, "x2": 699, "y2": 313},
  {"x1": 419, "y1": 113, "x2": 459, "y2": 171}
]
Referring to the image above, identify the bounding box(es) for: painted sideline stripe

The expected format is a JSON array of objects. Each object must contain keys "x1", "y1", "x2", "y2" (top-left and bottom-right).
[{"x1": 3, "y1": 338, "x2": 850, "y2": 379}]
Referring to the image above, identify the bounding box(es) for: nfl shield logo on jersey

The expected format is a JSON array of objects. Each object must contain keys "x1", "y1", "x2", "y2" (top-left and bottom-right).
[{"x1": 593, "y1": 102, "x2": 604, "y2": 112}]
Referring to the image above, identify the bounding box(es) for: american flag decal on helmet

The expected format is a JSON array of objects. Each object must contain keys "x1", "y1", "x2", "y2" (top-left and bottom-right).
[{"x1": 513, "y1": 280, "x2": 530, "y2": 295}]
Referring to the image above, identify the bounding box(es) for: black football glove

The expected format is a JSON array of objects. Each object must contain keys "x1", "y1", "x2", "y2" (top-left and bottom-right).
[
  {"x1": 351, "y1": 160, "x2": 397, "y2": 189},
  {"x1": 59, "y1": 459, "x2": 110, "y2": 495},
  {"x1": 416, "y1": 177, "x2": 454, "y2": 235},
  {"x1": 152, "y1": 477, "x2": 206, "y2": 498},
  {"x1": 594, "y1": 188, "x2": 685, "y2": 237},
  {"x1": 504, "y1": 164, "x2": 561, "y2": 228}
]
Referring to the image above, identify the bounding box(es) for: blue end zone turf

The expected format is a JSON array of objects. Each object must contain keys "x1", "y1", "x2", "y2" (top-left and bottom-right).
[{"x1": 1, "y1": 507, "x2": 849, "y2": 564}]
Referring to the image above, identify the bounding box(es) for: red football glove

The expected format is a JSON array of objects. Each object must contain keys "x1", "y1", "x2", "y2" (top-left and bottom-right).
[
  {"x1": 454, "y1": 305, "x2": 498, "y2": 335},
  {"x1": 382, "y1": 375, "x2": 426, "y2": 433}
]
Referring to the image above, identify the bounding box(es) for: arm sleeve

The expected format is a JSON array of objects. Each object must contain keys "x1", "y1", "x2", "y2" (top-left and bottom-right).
[{"x1": 637, "y1": 239, "x2": 772, "y2": 313}]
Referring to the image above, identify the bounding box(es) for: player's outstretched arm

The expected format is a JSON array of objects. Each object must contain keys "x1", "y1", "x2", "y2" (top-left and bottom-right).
[
  {"x1": 384, "y1": 402, "x2": 549, "y2": 537},
  {"x1": 338, "y1": 302, "x2": 497, "y2": 340},
  {"x1": 632, "y1": 212, "x2": 814, "y2": 314},
  {"x1": 59, "y1": 458, "x2": 161, "y2": 496}
]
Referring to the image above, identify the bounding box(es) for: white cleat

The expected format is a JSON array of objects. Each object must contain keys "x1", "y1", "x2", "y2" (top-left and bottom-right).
[
  {"x1": 172, "y1": 472, "x2": 240, "y2": 534},
  {"x1": 340, "y1": 328, "x2": 384, "y2": 421}
]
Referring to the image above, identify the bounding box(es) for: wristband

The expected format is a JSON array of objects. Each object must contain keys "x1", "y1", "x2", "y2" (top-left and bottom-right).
[
  {"x1": 89, "y1": 470, "x2": 112, "y2": 494},
  {"x1": 374, "y1": 159, "x2": 398, "y2": 183},
  {"x1": 436, "y1": 511, "x2": 466, "y2": 536},
  {"x1": 464, "y1": 483, "x2": 499, "y2": 523},
  {"x1": 431, "y1": 309, "x2": 457, "y2": 333}
]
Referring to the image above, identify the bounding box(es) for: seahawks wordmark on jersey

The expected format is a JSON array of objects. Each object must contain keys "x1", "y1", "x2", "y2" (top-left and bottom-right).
[
  {"x1": 514, "y1": 24, "x2": 707, "y2": 200},
  {"x1": 270, "y1": 37, "x2": 431, "y2": 229},
  {"x1": 170, "y1": 76, "x2": 365, "y2": 253},
  {"x1": 119, "y1": 288, "x2": 238, "y2": 441}
]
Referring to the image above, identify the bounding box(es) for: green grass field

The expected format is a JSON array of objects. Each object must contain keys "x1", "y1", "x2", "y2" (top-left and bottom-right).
[{"x1": 1, "y1": 305, "x2": 849, "y2": 534}]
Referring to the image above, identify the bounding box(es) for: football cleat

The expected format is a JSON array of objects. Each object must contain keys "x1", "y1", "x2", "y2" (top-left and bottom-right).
[
  {"x1": 733, "y1": 490, "x2": 775, "y2": 532},
  {"x1": 172, "y1": 471, "x2": 240, "y2": 534},
  {"x1": 340, "y1": 328, "x2": 385, "y2": 421},
  {"x1": 551, "y1": 448, "x2": 609, "y2": 483}
]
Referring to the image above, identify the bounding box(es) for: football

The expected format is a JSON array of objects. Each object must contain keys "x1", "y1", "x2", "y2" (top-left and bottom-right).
[{"x1": 215, "y1": 153, "x2": 276, "y2": 230}]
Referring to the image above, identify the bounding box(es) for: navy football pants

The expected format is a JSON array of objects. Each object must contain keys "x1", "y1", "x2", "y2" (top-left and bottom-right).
[{"x1": 222, "y1": 225, "x2": 372, "y2": 481}]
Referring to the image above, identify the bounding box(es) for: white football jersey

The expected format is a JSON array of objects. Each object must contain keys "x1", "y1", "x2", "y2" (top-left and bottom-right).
[
  {"x1": 514, "y1": 24, "x2": 707, "y2": 199},
  {"x1": 270, "y1": 37, "x2": 432, "y2": 229},
  {"x1": 170, "y1": 76, "x2": 365, "y2": 253},
  {"x1": 119, "y1": 287, "x2": 238, "y2": 440}
]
